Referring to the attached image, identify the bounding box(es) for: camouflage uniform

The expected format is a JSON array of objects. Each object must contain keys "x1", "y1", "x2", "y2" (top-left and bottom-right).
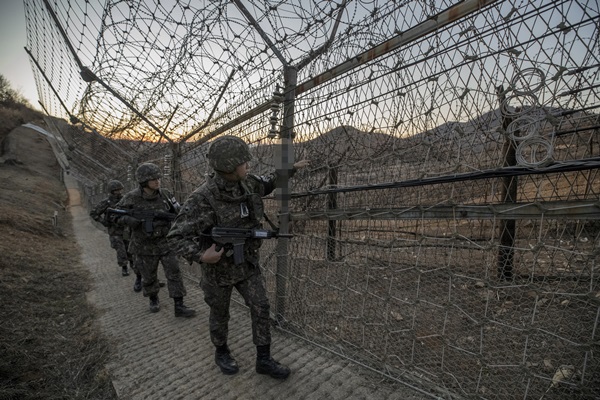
[
  {"x1": 168, "y1": 172, "x2": 281, "y2": 346},
  {"x1": 169, "y1": 136, "x2": 295, "y2": 378},
  {"x1": 89, "y1": 184, "x2": 135, "y2": 274},
  {"x1": 168, "y1": 137, "x2": 298, "y2": 348},
  {"x1": 116, "y1": 186, "x2": 187, "y2": 299}
]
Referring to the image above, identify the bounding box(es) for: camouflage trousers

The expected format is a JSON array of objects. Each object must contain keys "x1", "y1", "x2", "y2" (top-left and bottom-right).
[
  {"x1": 109, "y1": 235, "x2": 136, "y2": 272},
  {"x1": 135, "y1": 251, "x2": 187, "y2": 299},
  {"x1": 201, "y1": 270, "x2": 271, "y2": 347}
]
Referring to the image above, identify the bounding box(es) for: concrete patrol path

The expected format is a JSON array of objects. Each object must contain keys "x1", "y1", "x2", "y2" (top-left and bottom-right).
[{"x1": 65, "y1": 174, "x2": 432, "y2": 400}]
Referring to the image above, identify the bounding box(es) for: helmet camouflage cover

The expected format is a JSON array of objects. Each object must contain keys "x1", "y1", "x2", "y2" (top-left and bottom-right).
[
  {"x1": 207, "y1": 135, "x2": 252, "y2": 173},
  {"x1": 107, "y1": 179, "x2": 124, "y2": 192},
  {"x1": 135, "y1": 162, "x2": 162, "y2": 183}
]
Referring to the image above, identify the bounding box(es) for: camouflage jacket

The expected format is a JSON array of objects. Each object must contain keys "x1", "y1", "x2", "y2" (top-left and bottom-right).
[
  {"x1": 167, "y1": 171, "x2": 283, "y2": 285},
  {"x1": 89, "y1": 193, "x2": 125, "y2": 236},
  {"x1": 116, "y1": 187, "x2": 179, "y2": 255}
]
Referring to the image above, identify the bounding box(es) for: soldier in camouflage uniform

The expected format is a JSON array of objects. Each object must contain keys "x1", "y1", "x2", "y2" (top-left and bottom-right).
[
  {"x1": 89, "y1": 179, "x2": 138, "y2": 281},
  {"x1": 115, "y1": 163, "x2": 196, "y2": 318},
  {"x1": 167, "y1": 136, "x2": 309, "y2": 379}
]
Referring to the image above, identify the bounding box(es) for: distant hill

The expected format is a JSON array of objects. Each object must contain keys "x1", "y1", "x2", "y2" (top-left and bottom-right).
[{"x1": 44, "y1": 103, "x2": 599, "y2": 198}]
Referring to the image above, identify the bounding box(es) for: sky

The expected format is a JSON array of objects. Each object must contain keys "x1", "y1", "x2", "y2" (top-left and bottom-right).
[{"x1": 0, "y1": 1, "x2": 39, "y2": 108}]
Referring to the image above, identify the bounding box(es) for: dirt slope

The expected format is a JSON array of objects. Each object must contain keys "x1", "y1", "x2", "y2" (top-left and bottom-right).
[{"x1": 0, "y1": 125, "x2": 117, "y2": 400}]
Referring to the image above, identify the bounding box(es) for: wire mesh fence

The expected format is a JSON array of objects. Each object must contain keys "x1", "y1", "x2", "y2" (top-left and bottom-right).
[{"x1": 24, "y1": 0, "x2": 599, "y2": 398}]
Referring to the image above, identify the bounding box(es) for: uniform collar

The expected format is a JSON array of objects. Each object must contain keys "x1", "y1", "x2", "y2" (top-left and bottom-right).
[
  {"x1": 213, "y1": 173, "x2": 242, "y2": 191},
  {"x1": 212, "y1": 173, "x2": 246, "y2": 200},
  {"x1": 140, "y1": 186, "x2": 160, "y2": 200}
]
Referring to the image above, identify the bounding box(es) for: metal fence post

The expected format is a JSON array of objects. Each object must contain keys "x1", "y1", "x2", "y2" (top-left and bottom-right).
[
  {"x1": 326, "y1": 166, "x2": 338, "y2": 261},
  {"x1": 170, "y1": 142, "x2": 183, "y2": 202},
  {"x1": 496, "y1": 85, "x2": 517, "y2": 280},
  {"x1": 275, "y1": 66, "x2": 297, "y2": 323}
]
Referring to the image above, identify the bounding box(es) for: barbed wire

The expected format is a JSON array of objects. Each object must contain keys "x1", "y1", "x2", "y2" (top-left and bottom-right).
[{"x1": 23, "y1": 1, "x2": 600, "y2": 399}]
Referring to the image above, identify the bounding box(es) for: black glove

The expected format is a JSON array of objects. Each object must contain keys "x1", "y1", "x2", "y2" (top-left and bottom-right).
[
  {"x1": 93, "y1": 216, "x2": 110, "y2": 227},
  {"x1": 120, "y1": 216, "x2": 141, "y2": 228}
]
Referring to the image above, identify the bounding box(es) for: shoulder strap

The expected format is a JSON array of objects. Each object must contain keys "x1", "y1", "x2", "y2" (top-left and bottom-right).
[
  {"x1": 263, "y1": 212, "x2": 278, "y2": 230},
  {"x1": 159, "y1": 189, "x2": 179, "y2": 213},
  {"x1": 240, "y1": 177, "x2": 278, "y2": 230}
]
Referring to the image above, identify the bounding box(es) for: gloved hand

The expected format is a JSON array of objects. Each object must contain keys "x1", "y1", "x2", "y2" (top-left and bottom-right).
[{"x1": 120, "y1": 216, "x2": 141, "y2": 228}]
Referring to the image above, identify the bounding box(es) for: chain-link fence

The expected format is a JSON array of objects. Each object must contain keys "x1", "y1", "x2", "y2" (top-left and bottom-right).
[{"x1": 25, "y1": 1, "x2": 599, "y2": 398}]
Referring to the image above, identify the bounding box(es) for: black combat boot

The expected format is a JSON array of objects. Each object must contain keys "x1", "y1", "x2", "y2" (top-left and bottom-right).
[
  {"x1": 149, "y1": 294, "x2": 160, "y2": 313},
  {"x1": 133, "y1": 274, "x2": 142, "y2": 292},
  {"x1": 173, "y1": 297, "x2": 196, "y2": 318},
  {"x1": 121, "y1": 265, "x2": 129, "y2": 276},
  {"x1": 215, "y1": 344, "x2": 239, "y2": 375},
  {"x1": 256, "y1": 345, "x2": 290, "y2": 379}
]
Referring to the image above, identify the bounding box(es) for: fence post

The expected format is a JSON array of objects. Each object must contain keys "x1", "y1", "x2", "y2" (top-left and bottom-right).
[
  {"x1": 496, "y1": 85, "x2": 517, "y2": 279},
  {"x1": 326, "y1": 166, "x2": 338, "y2": 260},
  {"x1": 171, "y1": 142, "x2": 184, "y2": 202},
  {"x1": 275, "y1": 66, "x2": 297, "y2": 323}
]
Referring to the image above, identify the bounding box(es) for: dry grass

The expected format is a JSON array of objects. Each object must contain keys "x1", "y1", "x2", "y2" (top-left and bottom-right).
[{"x1": 0, "y1": 106, "x2": 117, "y2": 399}]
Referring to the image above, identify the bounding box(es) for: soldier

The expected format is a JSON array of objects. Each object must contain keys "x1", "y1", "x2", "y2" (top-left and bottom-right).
[
  {"x1": 114, "y1": 162, "x2": 195, "y2": 318},
  {"x1": 89, "y1": 179, "x2": 138, "y2": 285},
  {"x1": 167, "y1": 136, "x2": 309, "y2": 379}
]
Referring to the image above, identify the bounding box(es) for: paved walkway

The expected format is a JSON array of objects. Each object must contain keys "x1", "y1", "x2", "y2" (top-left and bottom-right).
[{"x1": 65, "y1": 174, "x2": 433, "y2": 400}]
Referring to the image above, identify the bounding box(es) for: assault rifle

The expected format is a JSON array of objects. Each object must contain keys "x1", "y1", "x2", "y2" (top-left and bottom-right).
[
  {"x1": 107, "y1": 208, "x2": 176, "y2": 235},
  {"x1": 211, "y1": 227, "x2": 293, "y2": 265}
]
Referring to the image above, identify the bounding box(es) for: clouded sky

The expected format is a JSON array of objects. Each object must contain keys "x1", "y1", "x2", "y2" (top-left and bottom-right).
[{"x1": 0, "y1": 1, "x2": 39, "y2": 107}]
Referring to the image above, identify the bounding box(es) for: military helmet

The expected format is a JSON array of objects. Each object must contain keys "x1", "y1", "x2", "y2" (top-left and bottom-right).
[
  {"x1": 207, "y1": 135, "x2": 252, "y2": 173},
  {"x1": 107, "y1": 180, "x2": 124, "y2": 193},
  {"x1": 135, "y1": 162, "x2": 162, "y2": 184}
]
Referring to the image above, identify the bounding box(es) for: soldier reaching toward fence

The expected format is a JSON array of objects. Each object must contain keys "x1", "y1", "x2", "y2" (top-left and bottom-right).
[
  {"x1": 89, "y1": 179, "x2": 138, "y2": 282},
  {"x1": 167, "y1": 135, "x2": 309, "y2": 379},
  {"x1": 113, "y1": 162, "x2": 196, "y2": 318}
]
